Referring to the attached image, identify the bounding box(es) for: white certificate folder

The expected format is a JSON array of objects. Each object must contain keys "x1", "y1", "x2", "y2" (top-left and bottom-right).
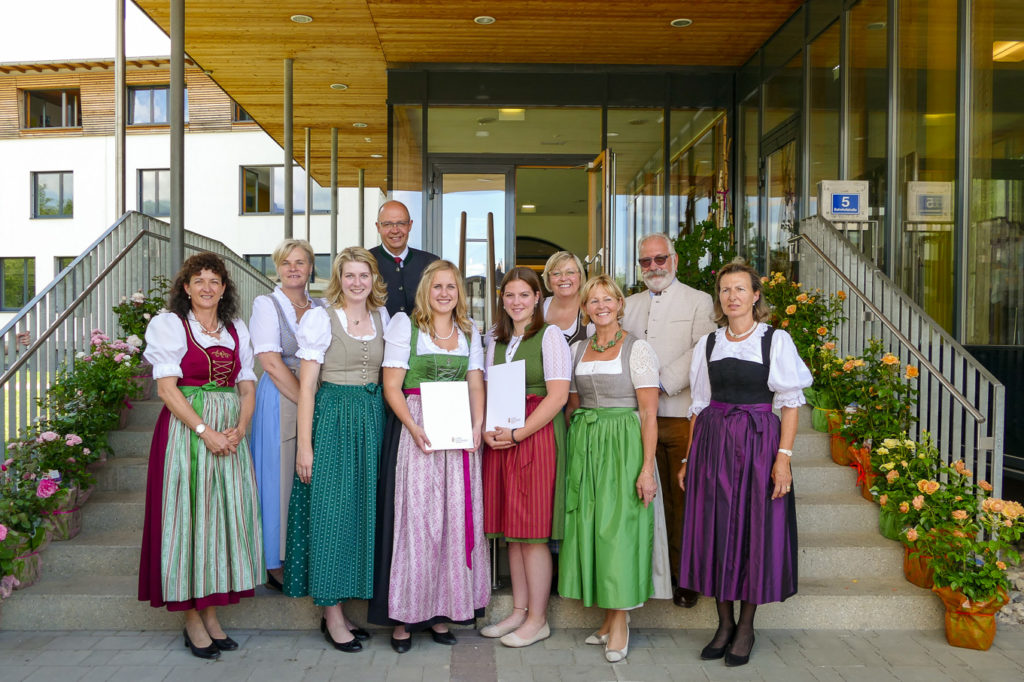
[
  {"x1": 485, "y1": 359, "x2": 526, "y2": 431},
  {"x1": 419, "y1": 381, "x2": 474, "y2": 451}
]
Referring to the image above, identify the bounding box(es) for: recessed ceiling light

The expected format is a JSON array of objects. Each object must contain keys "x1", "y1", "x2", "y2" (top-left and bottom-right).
[
  {"x1": 290, "y1": 14, "x2": 313, "y2": 24},
  {"x1": 370, "y1": 153, "x2": 383, "y2": 158},
  {"x1": 521, "y1": 204, "x2": 536, "y2": 213},
  {"x1": 670, "y1": 18, "x2": 692, "y2": 28},
  {"x1": 330, "y1": 83, "x2": 349, "y2": 90},
  {"x1": 475, "y1": 130, "x2": 490, "y2": 137},
  {"x1": 474, "y1": 16, "x2": 496, "y2": 25},
  {"x1": 607, "y1": 131, "x2": 619, "y2": 137},
  {"x1": 353, "y1": 122, "x2": 368, "y2": 128},
  {"x1": 499, "y1": 108, "x2": 525, "y2": 121},
  {"x1": 363, "y1": 137, "x2": 372, "y2": 142},
  {"x1": 866, "y1": 21, "x2": 886, "y2": 30}
]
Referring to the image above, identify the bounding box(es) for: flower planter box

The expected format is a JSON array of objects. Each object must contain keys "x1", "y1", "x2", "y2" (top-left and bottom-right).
[
  {"x1": 850, "y1": 445, "x2": 875, "y2": 501},
  {"x1": 830, "y1": 434, "x2": 852, "y2": 465},
  {"x1": 5, "y1": 530, "x2": 48, "y2": 591},
  {"x1": 42, "y1": 486, "x2": 85, "y2": 541},
  {"x1": 933, "y1": 585, "x2": 1008, "y2": 650},
  {"x1": 902, "y1": 543, "x2": 934, "y2": 589}
]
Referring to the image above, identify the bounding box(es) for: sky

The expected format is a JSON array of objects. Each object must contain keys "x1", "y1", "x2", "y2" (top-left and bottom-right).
[{"x1": 0, "y1": 1, "x2": 169, "y2": 63}]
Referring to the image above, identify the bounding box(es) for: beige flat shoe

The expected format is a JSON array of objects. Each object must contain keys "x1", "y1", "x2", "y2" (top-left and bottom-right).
[
  {"x1": 480, "y1": 608, "x2": 527, "y2": 638},
  {"x1": 604, "y1": 623, "x2": 630, "y2": 663},
  {"x1": 584, "y1": 631, "x2": 609, "y2": 645},
  {"x1": 500, "y1": 622, "x2": 551, "y2": 648}
]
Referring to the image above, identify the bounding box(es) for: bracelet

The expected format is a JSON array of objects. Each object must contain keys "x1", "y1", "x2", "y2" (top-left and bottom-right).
[
  {"x1": 511, "y1": 428, "x2": 519, "y2": 444},
  {"x1": 778, "y1": 448, "x2": 793, "y2": 457}
]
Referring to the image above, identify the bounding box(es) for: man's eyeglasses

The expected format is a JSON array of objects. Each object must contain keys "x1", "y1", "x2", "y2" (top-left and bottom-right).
[
  {"x1": 379, "y1": 220, "x2": 411, "y2": 229},
  {"x1": 638, "y1": 254, "x2": 671, "y2": 268}
]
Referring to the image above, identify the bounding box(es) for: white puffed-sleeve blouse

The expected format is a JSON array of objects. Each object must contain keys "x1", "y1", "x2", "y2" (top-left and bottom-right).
[
  {"x1": 484, "y1": 324, "x2": 572, "y2": 382},
  {"x1": 687, "y1": 323, "x2": 813, "y2": 417},
  {"x1": 294, "y1": 306, "x2": 392, "y2": 364},
  {"x1": 568, "y1": 337, "x2": 661, "y2": 392},
  {"x1": 382, "y1": 313, "x2": 484, "y2": 372},
  {"x1": 143, "y1": 311, "x2": 257, "y2": 382},
  {"x1": 248, "y1": 287, "x2": 326, "y2": 355}
]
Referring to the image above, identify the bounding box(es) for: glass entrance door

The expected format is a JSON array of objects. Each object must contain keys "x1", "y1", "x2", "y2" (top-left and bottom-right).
[{"x1": 763, "y1": 136, "x2": 799, "y2": 277}]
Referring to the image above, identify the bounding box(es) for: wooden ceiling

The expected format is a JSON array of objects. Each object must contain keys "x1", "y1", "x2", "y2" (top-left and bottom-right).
[{"x1": 133, "y1": 1, "x2": 802, "y2": 189}]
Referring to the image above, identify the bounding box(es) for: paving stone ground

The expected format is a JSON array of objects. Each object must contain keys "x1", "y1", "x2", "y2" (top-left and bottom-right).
[{"x1": 1, "y1": 625, "x2": 1022, "y2": 682}]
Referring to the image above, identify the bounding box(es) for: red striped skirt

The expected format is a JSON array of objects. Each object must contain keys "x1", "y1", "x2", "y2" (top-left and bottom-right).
[{"x1": 483, "y1": 394, "x2": 557, "y2": 540}]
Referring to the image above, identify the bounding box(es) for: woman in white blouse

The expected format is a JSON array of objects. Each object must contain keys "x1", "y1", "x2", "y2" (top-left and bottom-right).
[
  {"x1": 677, "y1": 261, "x2": 812, "y2": 667},
  {"x1": 366, "y1": 259, "x2": 490, "y2": 654},
  {"x1": 480, "y1": 267, "x2": 571, "y2": 648},
  {"x1": 249, "y1": 239, "x2": 322, "y2": 591},
  {"x1": 559, "y1": 274, "x2": 662, "y2": 664},
  {"x1": 282, "y1": 246, "x2": 389, "y2": 653},
  {"x1": 138, "y1": 253, "x2": 263, "y2": 660}
]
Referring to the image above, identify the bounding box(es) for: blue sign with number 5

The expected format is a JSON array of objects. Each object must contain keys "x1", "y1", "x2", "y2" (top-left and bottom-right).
[{"x1": 832, "y1": 194, "x2": 859, "y2": 214}]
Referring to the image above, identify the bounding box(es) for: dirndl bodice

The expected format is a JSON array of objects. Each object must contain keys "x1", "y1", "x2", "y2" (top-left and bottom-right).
[{"x1": 178, "y1": 316, "x2": 241, "y2": 387}]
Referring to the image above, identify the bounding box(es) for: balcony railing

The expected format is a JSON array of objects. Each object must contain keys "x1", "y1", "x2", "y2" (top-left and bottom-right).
[
  {"x1": 0, "y1": 211, "x2": 274, "y2": 441},
  {"x1": 795, "y1": 215, "x2": 1006, "y2": 495}
]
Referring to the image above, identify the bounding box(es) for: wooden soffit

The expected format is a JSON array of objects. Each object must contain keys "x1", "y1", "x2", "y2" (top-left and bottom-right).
[{"x1": 133, "y1": 1, "x2": 802, "y2": 189}]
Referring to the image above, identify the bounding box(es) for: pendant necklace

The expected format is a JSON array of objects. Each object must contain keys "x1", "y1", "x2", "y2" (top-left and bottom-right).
[
  {"x1": 591, "y1": 329, "x2": 623, "y2": 352},
  {"x1": 726, "y1": 319, "x2": 759, "y2": 339},
  {"x1": 195, "y1": 315, "x2": 222, "y2": 338}
]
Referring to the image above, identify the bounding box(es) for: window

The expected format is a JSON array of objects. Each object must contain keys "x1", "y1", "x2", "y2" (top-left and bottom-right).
[
  {"x1": 55, "y1": 256, "x2": 75, "y2": 273},
  {"x1": 23, "y1": 89, "x2": 81, "y2": 128},
  {"x1": 244, "y1": 255, "x2": 276, "y2": 278},
  {"x1": 130, "y1": 85, "x2": 188, "y2": 125},
  {"x1": 1, "y1": 258, "x2": 35, "y2": 311},
  {"x1": 138, "y1": 169, "x2": 170, "y2": 216},
  {"x1": 240, "y1": 165, "x2": 332, "y2": 215},
  {"x1": 233, "y1": 102, "x2": 254, "y2": 122},
  {"x1": 32, "y1": 171, "x2": 73, "y2": 218}
]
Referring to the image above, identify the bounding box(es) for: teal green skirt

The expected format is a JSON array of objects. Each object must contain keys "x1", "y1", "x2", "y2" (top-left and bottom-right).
[
  {"x1": 283, "y1": 382, "x2": 383, "y2": 606},
  {"x1": 557, "y1": 407, "x2": 654, "y2": 609}
]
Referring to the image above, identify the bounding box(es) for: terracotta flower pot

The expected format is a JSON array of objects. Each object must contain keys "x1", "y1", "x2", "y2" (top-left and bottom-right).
[
  {"x1": 850, "y1": 446, "x2": 875, "y2": 501},
  {"x1": 932, "y1": 584, "x2": 1009, "y2": 650},
  {"x1": 831, "y1": 434, "x2": 852, "y2": 465},
  {"x1": 902, "y1": 543, "x2": 934, "y2": 589}
]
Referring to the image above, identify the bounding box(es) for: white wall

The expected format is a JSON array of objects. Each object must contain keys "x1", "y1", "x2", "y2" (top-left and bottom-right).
[{"x1": 0, "y1": 129, "x2": 386, "y2": 326}]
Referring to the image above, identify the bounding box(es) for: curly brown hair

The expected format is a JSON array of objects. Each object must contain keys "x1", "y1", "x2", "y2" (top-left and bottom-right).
[{"x1": 167, "y1": 252, "x2": 240, "y2": 325}]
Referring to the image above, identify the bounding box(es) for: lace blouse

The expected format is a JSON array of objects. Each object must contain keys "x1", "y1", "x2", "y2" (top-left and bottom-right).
[
  {"x1": 568, "y1": 338, "x2": 661, "y2": 392},
  {"x1": 382, "y1": 313, "x2": 485, "y2": 372},
  {"x1": 294, "y1": 306, "x2": 392, "y2": 364},
  {"x1": 248, "y1": 287, "x2": 325, "y2": 354},
  {"x1": 484, "y1": 324, "x2": 573, "y2": 382},
  {"x1": 688, "y1": 323, "x2": 813, "y2": 417},
  {"x1": 144, "y1": 311, "x2": 257, "y2": 382}
]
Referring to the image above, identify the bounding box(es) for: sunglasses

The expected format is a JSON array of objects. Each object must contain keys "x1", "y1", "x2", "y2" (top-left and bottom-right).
[{"x1": 638, "y1": 254, "x2": 671, "y2": 268}]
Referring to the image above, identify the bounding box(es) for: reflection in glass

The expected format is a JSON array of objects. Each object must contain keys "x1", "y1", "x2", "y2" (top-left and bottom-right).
[
  {"x1": 739, "y1": 96, "x2": 762, "y2": 271},
  {"x1": 766, "y1": 140, "x2": 797, "y2": 277},
  {"x1": 967, "y1": 0, "x2": 1024, "y2": 344},
  {"x1": 763, "y1": 53, "x2": 802, "y2": 134},
  {"x1": 669, "y1": 110, "x2": 726, "y2": 237},
  {"x1": 807, "y1": 22, "x2": 841, "y2": 216},
  {"x1": 428, "y1": 107, "x2": 600, "y2": 155},
  {"x1": 393, "y1": 106, "x2": 424, "y2": 248}
]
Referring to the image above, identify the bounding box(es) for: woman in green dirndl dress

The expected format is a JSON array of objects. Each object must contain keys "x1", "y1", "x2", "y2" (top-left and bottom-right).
[
  {"x1": 283, "y1": 247, "x2": 390, "y2": 653},
  {"x1": 559, "y1": 275, "x2": 661, "y2": 664}
]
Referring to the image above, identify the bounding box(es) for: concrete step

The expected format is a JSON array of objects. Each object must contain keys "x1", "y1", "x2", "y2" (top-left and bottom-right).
[
  {"x1": 123, "y1": 399, "x2": 163, "y2": 428},
  {"x1": 80, "y1": 490, "x2": 144, "y2": 533},
  {"x1": 43, "y1": 528, "x2": 140, "y2": 577},
  {"x1": 799, "y1": 532, "x2": 902, "y2": 578},
  {"x1": 0, "y1": 573, "x2": 942, "y2": 631},
  {"x1": 106, "y1": 426, "x2": 153, "y2": 458},
  {"x1": 791, "y1": 456, "x2": 857, "y2": 493},
  {"x1": 93, "y1": 456, "x2": 148, "y2": 492},
  {"x1": 795, "y1": 492, "x2": 878, "y2": 533}
]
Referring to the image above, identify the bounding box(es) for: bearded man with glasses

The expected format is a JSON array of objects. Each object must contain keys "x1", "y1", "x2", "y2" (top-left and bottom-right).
[
  {"x1": 370, "y1": 200, "x2": 439, "y2": 317},
  {"x1": 622, "y1": 232, "x2": 716, "y2": 609}
]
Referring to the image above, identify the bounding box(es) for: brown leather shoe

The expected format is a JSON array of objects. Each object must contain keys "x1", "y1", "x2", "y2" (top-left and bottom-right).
[{"x1": 673, "y1": 587, "x2": 699, "y2": 608}]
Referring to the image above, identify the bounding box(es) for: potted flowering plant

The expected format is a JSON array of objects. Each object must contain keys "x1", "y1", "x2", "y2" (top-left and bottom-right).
[
  {"x1": 0, "y1": 454, "x2": 60, "y2": 588},
  {"x1": 760, "y1": 272, "x2": 847, "y2": 376},
  {"x1": 871, "y1": 436, "x2": 932, "y2": 541},
  {"x1": 673, "y1": 204, "x2": 737, "y2": 296},
  {"x1": 912, "y1": 484, "x2": 1022, "y2": 650},
  {"x1": 111, "y1": 275, "x2": 170, "y2": 348}
]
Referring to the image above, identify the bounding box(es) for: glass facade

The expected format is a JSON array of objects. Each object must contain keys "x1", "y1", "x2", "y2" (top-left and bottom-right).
[{"x1": 807, "y1": 22, "x2": 841, "y2": 216}]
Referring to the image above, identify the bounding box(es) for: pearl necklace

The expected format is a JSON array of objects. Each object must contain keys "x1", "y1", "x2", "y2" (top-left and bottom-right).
[
  {"x1": 726, "y1": 319, "x2": 759, "y2": 339},
  {"x1": 290, "y1": 297, "x2": 311, "y2": 310},
  {"x1": 432, "y1": 322, "x2": 458, "y2": 341}
]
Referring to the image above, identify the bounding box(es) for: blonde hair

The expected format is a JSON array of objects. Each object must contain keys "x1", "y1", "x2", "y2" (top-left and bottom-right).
[
  {"x1": 578, "y1": 274, "x2": 626, "y2": 325},
  {"x1": 712, "y1": 259, "x2": 771, "y2": 326},
  {"x1": 324, "y1": 246, "x2": 388, "y2": 310},
  {"x1": 411, "y1": 260, "x2": 474, "y2": 336},
  {"x1": 271, "y1": 239, "x2": 315, "y2": 269},
  {"x1": 541, "y1": 251, "x2": 585, "y2": 291}
]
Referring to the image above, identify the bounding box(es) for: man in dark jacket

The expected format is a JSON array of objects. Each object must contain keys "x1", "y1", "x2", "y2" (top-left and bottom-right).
[{"x1": 369, "y1": 200, "x2": 439, "y2": 317}]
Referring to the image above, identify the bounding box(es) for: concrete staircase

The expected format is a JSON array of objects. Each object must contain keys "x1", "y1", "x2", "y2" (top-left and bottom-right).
[{"x1": 0, "y1": 403, "x2": 943, "y2": 630}]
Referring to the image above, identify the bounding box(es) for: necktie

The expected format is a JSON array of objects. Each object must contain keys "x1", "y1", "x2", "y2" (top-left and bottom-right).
[{"x1": 394, "y1": 256, "x2": 402, "y2": 266}]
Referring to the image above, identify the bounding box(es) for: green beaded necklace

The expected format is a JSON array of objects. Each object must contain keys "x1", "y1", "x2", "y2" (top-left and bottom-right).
[{"x1": 590, "y1": 329, "x2": 623, "y2": 352}]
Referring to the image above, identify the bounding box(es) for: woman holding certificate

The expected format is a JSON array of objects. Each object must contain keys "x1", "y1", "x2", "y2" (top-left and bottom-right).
[
  {"x1": 481, "y1": 268, "x2": 571, "y2": 648},
  {"x1": 283, "y1": 247, "x2": 389, "y2": 653},
  {"x1": 368, "y1": 260, "x2": 490, "y2": 653},
  {"x1": 560, "y1": 274, "x2": 661, "y2": 664}
]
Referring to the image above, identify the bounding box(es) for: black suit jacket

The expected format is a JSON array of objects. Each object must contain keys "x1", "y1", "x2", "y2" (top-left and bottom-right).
[{"x1": 370, "y1": 245, "x2": 439, "y2": 317}]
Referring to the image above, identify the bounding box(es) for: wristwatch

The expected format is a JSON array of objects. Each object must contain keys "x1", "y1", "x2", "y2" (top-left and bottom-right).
[{"x1": 195, "y1": 423, "x2": 207, "y2": 435}]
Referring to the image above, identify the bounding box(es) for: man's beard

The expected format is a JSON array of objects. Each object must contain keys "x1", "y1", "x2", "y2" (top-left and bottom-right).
[{"x1": 643, "y1": 268, "x2": 673, "y2": 292}]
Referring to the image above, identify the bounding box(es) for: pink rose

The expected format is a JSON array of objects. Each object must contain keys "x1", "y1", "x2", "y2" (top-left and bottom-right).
[
  {"x1": 66, "y1": 457, "x2": 76, "y2": 464},
  {"x1": 36, "y1": 478, "x2": 57, "y2": 498},
  {"x1": 82, "y1": 448, "x2": 91, "y2": 455},
  {"x1": 0, "y1": 522, "x2": 7, "y2": 541},
  {"x1": 906, "y1": 527, "x2": 918, "y2": 542},
  {"x1": 65, "y1": 434, "x2": 83, "y2": 447},
  {"x1": 113, "y1": 353, "x2": 125, "y2": 363},
  {"x1": 39, "y1": 431, "x2": 59, "y2": 442}
]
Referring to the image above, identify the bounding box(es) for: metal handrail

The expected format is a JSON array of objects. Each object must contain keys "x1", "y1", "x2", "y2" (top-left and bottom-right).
[
  {"x1": 796, "y1": 215, "x2": 1005, "y2": 494},
  {"x1": 1, "y1": 211, "x2": 273, "y2": 441},
  {"x1": 791, "y1": 233, "x2": 984, "y2": 422}
]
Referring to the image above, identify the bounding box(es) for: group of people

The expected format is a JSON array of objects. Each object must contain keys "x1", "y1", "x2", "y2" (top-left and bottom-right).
[{"x1": 137, "y1": 199, "x2": 812, "y2": 667}]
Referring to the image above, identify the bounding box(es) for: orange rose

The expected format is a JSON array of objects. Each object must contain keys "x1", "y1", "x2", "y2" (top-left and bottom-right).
[
  {"x1": 906, "y1": 527, "x2": 918, "y2": 542},
  {"x1": 899, "y1": 501, "x2": 910, "y2": 513},
  {"x1": 824, "y1": 342, "x2": 836, "y2": 351},
  {"x1": 979, "y1": 480, "x2": 993, "y2": 492},
  {"x1": 952, "y1": 509, "x2": 968, "y2": 521},
  {"x1": 882, "y1": 354, "x2": 899, "y2": 366},
  {"x1": 905, "y1": 365, "x2": 919, "y2": 379},
  {"x1": 781, "y1": 320, "x2": 789, "y2": 328},
  {"x1": 837, "y1": 290, "x2": 847, "y2": 301},
  {"x1": 886, "y1": 470, "x2": 899, "y2": 483},
  {"x1": 879, "y1": 494, "x2": 889, "y2": 507},
  {"x1": 911, "y1": 495, "x2": 924, "y2": 510},
  {"x1": 997, "y1": 561, "x2": 1007, "y2": 570},
  {"x1": 785, "y1": 305, "x2": 797, "y2": 315},
  {"x1": 816, "y1": 326, "x2": 828, "y2": 336},
  {"x1": 853, "y1": 359, "x2": 865, "y2": 367},
  {"x1": 917, "y1": 480, "x2": 940, "y2": 495},
  {"x1": 1002, "y1": 501, "x2": 1023, "y2": 519},
  {"x1": 796, "y1": 293, "x2": 808, "y2": 303},
  {"x1": 843, "y1": 360, "x2": 856, "y2": 372},
  {"x1": 760, "y1": 276, "x2": 769, "y2": 283}
]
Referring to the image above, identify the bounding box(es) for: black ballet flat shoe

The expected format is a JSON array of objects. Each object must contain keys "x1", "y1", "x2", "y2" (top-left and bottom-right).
[
  {"x1": 391, "y1": 635, "x2": 412, "y2": 653},
  {"x1": 265, "y1": 571, "x2": 284, "y2": 592},
  {"x1": 431, "y1": 629, "x2": 457, "y2": 646},
  {"x1": 212, "y1": 635, "x2": 238, "y2": 651},
  {"x1": 724, "y1": 634, "x2": 755, "y2": 667},
  {"x1": 324, "y1": 628, "x2": 362, "y2": 653},
  {"x1": 350, "y1": 627, "x2": 371, "y2": 641},
  {"x1": 183, "y1": 628, "x2": 220, "y2": 660}
]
